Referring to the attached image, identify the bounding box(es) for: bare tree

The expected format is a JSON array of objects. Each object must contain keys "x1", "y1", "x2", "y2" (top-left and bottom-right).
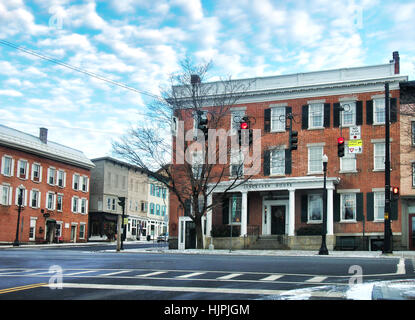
[{"x1": 112, "y1": 59, "x2": 260, "y2": 249}]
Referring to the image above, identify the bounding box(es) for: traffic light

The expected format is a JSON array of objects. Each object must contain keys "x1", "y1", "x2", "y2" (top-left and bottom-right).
[
  {"x1": 289, "y1": 130, "x2": 298, "y2": 151},
  {"x1": 337, "y1": 137, "x2": 345, "y2": 157},
  {"x1": 118, "y1": 196, "x2": 125, "y2": 208},
  {"x1": 197, "y1": 111, "x2": 208, "y2": 140},
  {"x1": 391, "y1": 187, "x2": 399, "y2": 201},
  {"x1": 239, "y1": 117, "x2": 252, "y2": 146}
]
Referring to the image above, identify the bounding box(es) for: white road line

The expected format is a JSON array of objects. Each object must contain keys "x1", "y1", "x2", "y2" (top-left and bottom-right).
[
  {"x1": 64, "y1": 270, "x2": 97, "y2": 276},
  {"x1": 260, "y1": 274, "x2": 283, "y2": 281},
  {"x1": 60, "y1": 283, "x2": 345, "y2": 298},
  {"x1": 138, "y1": 271, "x2": 167, "y2": 277},
  {"x1": 216, "y1": 273, "x2": 242, "y2": 280},
  {"x1": 176, "y1": 272, "x2": 205, "y2": 279},
  {"x1": 0, "y1": 270, "x2": 34, "y2": 275},
  {"x1": 396, "y1": 258, "x2": 406, "y2": 275},
  {"x1": 26, "y1": 271, "x2": 52, "y2": 276},
  {"x1": 305, "y1": 276, "x2": 327, "y2": 283},
  {"x1": 99, "y1": 270, "x2": 131, "y2": 277}
]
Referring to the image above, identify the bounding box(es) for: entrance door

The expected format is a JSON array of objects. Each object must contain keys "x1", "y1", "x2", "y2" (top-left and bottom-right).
[
  {"x1": 70, "y1": 225, "x2": 77, "y2": 243},
  {"x1": 410, "y1": 214, "x2": 415, "y2": 250},
  {"x1": 271, "y1": 205, "x2": 285, "y2": 235},
  {"x1": 185, "y1": 221, "x2": 196, "y2": 249}
]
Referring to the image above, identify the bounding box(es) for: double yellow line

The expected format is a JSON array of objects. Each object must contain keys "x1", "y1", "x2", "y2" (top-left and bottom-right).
[{"x1": 0, "y1": 283, "x2": 47, "y2": 295}]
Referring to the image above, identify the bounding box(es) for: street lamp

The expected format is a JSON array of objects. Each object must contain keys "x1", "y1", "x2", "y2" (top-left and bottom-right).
[
  {"x1": 13, "y1": 188, "x2": 24, "y2": 247},
  {"x1": 319, "y1": 154, "x2": 329, "y2": 255}
]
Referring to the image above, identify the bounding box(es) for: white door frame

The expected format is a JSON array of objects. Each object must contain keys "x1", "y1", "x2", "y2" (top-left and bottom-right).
[
  {"x1": 178, "y1": 216, "x2": 193, "y2": 250},
  {"x1": 262, "y1": 199, "x2": 289, "y2": 236}
]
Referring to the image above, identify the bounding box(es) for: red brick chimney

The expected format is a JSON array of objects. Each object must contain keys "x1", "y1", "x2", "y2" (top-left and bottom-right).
[{"x1": 393, "y1": 51, "x2": 399, "y2": 74}]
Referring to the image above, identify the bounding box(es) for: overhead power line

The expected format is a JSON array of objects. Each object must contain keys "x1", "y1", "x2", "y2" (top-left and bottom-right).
[{"x1": 0, "y1": 39, "x2": 163, "y2": 101}]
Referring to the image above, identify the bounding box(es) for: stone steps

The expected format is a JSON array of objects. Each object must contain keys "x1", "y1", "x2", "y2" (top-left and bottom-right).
[{"x1": 247, "y1": 235, "x2": 290, "y2": 250}]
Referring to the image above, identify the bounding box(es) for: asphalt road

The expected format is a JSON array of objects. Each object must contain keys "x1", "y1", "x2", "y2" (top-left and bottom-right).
[{"x1": 0, "y1": 243, "x2": 414, "y2": 303}]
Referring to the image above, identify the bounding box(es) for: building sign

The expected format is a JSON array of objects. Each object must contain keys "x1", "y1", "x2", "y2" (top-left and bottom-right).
[
  {"x1": 349, "y1": 126, "x2": 361, "y2": 140},
  {"x1": 243, "y1": 182, "x2": 292, "y2": 190},
  {"x1": 348, "y1": 139, "x2": 363, "y2": 154}
]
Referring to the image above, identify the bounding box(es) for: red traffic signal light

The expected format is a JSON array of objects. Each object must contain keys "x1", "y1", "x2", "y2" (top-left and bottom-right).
[
  {"x1": 337, "y1": 137, "x2": 345, "y2": 145},
  {"x1": 240, "y1": 122, "x2": 249, "y2": 130},
  {"x1": 392, "y1": 187, "x2": 399, "y2": 194},
  {"x1": 391, "y1": 186, "x2": 399, "y2": 201},
  {"x1": 337, "y1": 137, "x2": 345, "y2": 157}
]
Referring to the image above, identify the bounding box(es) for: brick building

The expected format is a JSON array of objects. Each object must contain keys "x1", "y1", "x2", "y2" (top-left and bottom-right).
[
  {"x1": 0, "y1": 125, "x2": 94, "y2": 244},
  {"x1": 169, "y1": 52, "x2": 411, "y2": 251}
]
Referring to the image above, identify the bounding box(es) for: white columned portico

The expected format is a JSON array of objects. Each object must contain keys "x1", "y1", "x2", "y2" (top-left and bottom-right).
[
  {"x1": 240, "y1": 191, "x2": 248, "y2": 237},
  {"x1": 288, "y1": 189, "x2": 295, "y2": 236},
  {"x1": 327, "y1": 188, "x2": 334, "y2": 235}
]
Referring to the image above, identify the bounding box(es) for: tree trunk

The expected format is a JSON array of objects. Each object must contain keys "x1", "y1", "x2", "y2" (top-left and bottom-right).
[{"x1": 194, "y1": 215, "x2": 204, "y2": 249}]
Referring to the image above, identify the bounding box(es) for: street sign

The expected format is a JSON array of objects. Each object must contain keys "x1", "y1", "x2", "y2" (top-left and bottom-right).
[
  {"x1": 349, "y1": 126, "x2": 361, "y2": 140},
  {"x1": 348, "y1": 139, "x2": 362, "y2": 154}
]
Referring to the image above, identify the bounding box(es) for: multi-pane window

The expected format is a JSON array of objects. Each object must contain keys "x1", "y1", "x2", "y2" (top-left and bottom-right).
[
  {"x1": 17, "y1": 160, "x2": 28, "y2": 179},
  {"x1": 340, "y1": 143, "x2": 356, "y2": 172},
  {"x1": 270, "y1": 149, "x2": 285, "y2": 175},
  {"x1": 57, "y1": 194, "x2": 63, "y2": 211},
  {"x1": 32, "y1": 163, "x2": 41, "y2": 182},
  {"x1": 1, "y1": 185, "x2": 11, "y2": 205},
  {"x1": 57, "y1": 170, "x2": 65, "y2": 187},
  {"x1": 374, "y1": 192, "x2": 385, "y2": 221},
  {"x1": 230, "y1": 150, "x2": 244, "y2": 177},
  {"x1": 73, "y1": 174, "x2": 80, "y2": 190},
  {"x1": 29, "y1": 219, "x2": 36, "y2": 241},
  {"x1": 374, "y1": 143, "x2": 385, "y2": 170},
  {"x1": 341, "y1": 101, "x2": 356, "y2": 126},
  {"x1": 31, "y1": 190, "x2": 40, "y2": 208},
  {"x1": 81, "y1": 176, "x2": 88, "y2": 192},
  {"x1": 80, "y1": 198, "x2": 87, "y2": 214},
  {"x1": 156, "y1": 204, "x2": 160, "y2": 215},
  {"x1": 79, "y1": 224, "x2": 85, "y2": 239},
  {"x1": 72, "y1": 196, "x2": 79, "y2": 213},
  {"x1": 47, "y1": 192, "x2": 55, "y2": 210},
  {"x1": 373, "y1": 98, "x2": 385, "y2": 124},
  {"x1": 150, "y1": 203, "x2": 154, "y2": 215},
  {"x1": 341, "y1": 193, "x2": 356, "y2": 221},
  {"x1": 308, "y1": 103, "x2": 324, "y2": 128},
  {"x1": 308, "y1": 146, "x2": 323, "y2": 173},
  {"x1": 48, "y1": 168, "x2": 56, "y2": 185},
  {"x1": 308, "y1": 194, "x2": 323, "y2": 222},
  {"x1": 231, "y1": 110, "x2": 245, "y2": 134},
  {"x1": 1, "y1": 156, "x2": 13, "y2": 176},
  {"x1": 271, "y1": 107, "x2": 286, "y2": 132},
  {"x1": 192, "y1": 152, "x2": 204, "y2": 179}
]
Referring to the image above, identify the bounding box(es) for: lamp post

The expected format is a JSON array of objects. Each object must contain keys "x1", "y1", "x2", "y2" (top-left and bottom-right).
[
  {"x1": 13, "y1": 188, "x2": 24, "y2": 247},
  {"x1": 319, "y1": 154, "x2": 329, "y2": 255}
]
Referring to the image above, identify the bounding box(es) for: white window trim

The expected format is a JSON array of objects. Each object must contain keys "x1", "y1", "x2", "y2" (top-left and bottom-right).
[
  {"x1": 373, "y1": 98, "x2": 386, "y2": 125},
  {"x1": 29, "y1": 217, "x2": 37, "y2": 241},
  {"x1": 270, "y1": 106, "x2": 286, "y2": 132},
  {"x1": 230, "y1": 110, "x2": 246, "y2": 135},
  {"x1": 308, "y1": 146, "x2": 323, "y2": 174},
  {"x1": 340, "y1": 101, "x2": 356, "y2": 127},
  {"x1": 79, "y1": 223, "x2": 86, "y2": 239},
  {"x1": 72, "y1": 196, "x2": 79, "y2": 213},
  {"x1": 374, "y1": 191, "x2": 385, "y2": 222},
  {"x1": 230, "y1": 150, "x2": 244, "y2": 178},
  {"x1": 308, "y1": 103, "x2": 324, "y2": 129},
  {"x1": 270, "y1": 148, "x2": 285, "y2": 176},
  {"x1": 47, "y1": 167, "x2": 56, "y2": 186},
  {"x1": 1, "y1": 184, "x2": 12, "y2": 206},
  {"x1": 46, "y1": 192, "x2": 56, "y2": 211},
  {"x1": 340, "y1": 193, "x2": 357, "y2": 222},
  {"x1": 57, "y1": 194, "x2": 63, "y2": 212},
  {"x1": 1, "y1": 155, "x2": 14, "y2": 177},
  {"x1": 15, "y1": 187, "x2": 27, "y2": 207},
  {"x1": 340, "y1": 142, "x2": 357, "y2": 173},
  {"x1": 17, "y1": 159, "x2": 29, "y2": 180},
  {"x1": 30, "y1": 189, "x2": 41, "y2": 209},
  {"x1": 307, "y1": 193, "x2": 323, "y2": 223},
  {"x1": 73, "y1": 173, "x2": 80, "y2": 191},
  {"x1": 31, "y1": 163, "x2": 42, "y2": 183},
  {"x1": 57, "y1": 170, "x2": 66, "y2": 188},
  {"x1": 373, "y1": 143, "x2": 386, "y2": 171}
]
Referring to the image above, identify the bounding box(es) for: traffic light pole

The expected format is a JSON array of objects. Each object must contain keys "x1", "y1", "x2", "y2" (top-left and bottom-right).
[{"x1": 383, "y1": 82, "x2": 392, "y2": 254}]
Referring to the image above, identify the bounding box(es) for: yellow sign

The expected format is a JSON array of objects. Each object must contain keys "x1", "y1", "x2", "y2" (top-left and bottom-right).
[
  {"x1": 384, "y1": 212, "x2": 389, "y2": 220},
  {"x1": 124, "y1": 218, "x2": 129, "y2": 225},
  {"x1": 348, "y1": 139, "x2": 362, "y2": 147}
]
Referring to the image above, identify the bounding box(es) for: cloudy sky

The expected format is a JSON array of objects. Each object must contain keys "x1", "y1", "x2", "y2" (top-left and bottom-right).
[{"x1": 0, "y1": 0, "x2": 414, "y2": 160}]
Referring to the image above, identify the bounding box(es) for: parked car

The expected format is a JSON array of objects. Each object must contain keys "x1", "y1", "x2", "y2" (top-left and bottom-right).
[{"x1": 157, "y1": 233, "x2": 169, "y2": 242}]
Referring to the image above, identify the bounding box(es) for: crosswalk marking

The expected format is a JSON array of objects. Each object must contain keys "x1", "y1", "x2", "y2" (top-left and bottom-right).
[
  {"x1": 305, "y1": 276, "x2": 327, "y2": 283},
  {"x1": 64, "y1": 270, "x2": 97, "y2": 276},
  {"x1": 260, "y1": 274, "x2": 283, "y2": 281},
  {"x1": 138, "y1": 271, "x2": 167, "y2": 277},
  {"x1": 99, "y1": 270, "x2": 131, "y2": 277},
  {"x1": 216, "y1": 273, "x2": 242, "y2": 280},
  {"x1": 176, "y1": 272, "x2": 205, "y2": 279}
]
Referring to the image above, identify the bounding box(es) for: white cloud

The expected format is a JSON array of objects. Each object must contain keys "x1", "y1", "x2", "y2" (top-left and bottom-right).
[{"x1": 0, "y1": 89, "x2": 22, "y2": 96}]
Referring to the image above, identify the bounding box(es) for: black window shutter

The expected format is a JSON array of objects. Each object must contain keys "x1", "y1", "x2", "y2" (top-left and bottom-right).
[
  {"x1": 264, "y1": 108, "x2": 271, "y2": 132},
  {"x1": 356, "y1": 193, "x2": 364, "y2": 221},
  {"x1": 285, "y1": 149, "x2": 292, "y2": 175},
  {"x1": 333, "y1": 103, "x2": 340, "y2": 127},
  {"x1": 263, "y1": 150, "x2": 270, "y2": 176},
  {"x1": 285, "y1": 106, "x2": 292, "y2": 130},
  {"x1": 302, "y1": 105, "x2": 308, "y2": 130},
  {"x1": 222, "y1": 197, "x2": 229, "y2": 225},
  {"x1": 184, "y1": 199, "x2": 191, "y2": 216},
  {"x1": 366, "y1": 100, "x2": 373, "y2": 125},
  {"x1": 390, "y1": 98, "x2": 398, "y2": 123},
  {"x1": 391, "y1": 200, "x2": 398, "y2": 220},
  {"x1": 366, "y1": 192, "x2": 374, "y2": 221},
  {"x1": 301, "y1": 194, "x2": 308, "y2": 222},
  {"x1": 324, "y1": 103, "x2": 330, "y2": 128},
  {"x1": 356, "y1": 101, "x2": 363, "y2": 125},
  {"x1": 333, "y1": 193, "x2": 341, "y2": 222}
]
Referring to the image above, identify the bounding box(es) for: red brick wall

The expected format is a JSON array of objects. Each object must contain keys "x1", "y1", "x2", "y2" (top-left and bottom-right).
[
  {"x1": 169, "y1": 89, "x2": 402, "y2": 236},
  {"x1": 0, "y1": 146, "x2": 91, "y2": 243}
]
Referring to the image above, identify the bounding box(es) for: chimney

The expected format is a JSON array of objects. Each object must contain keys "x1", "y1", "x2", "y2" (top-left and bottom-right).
[
  {"x1": 39, "y1": 127, "x2": 48, "y2": 144},
  {"x1": 393, "y1": 51, "x2": 400, "y2": 74}
]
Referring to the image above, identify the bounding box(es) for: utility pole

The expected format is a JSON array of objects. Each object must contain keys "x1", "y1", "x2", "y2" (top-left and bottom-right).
[{"x1": 383, "y1": 82, "x2": 393, "y2": 254}]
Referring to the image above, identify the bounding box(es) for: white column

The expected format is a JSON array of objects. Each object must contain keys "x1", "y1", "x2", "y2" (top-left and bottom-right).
[
  {"x1": 240, "y1": 191, "x2": 248, "y2": 237},
  {"x1": 206, "y1": 193, "x2": 213, "y2": 237},
  {"x1": 327, "y1": 188, "x2": 334, "y2": 235},
  {"x1": 288, "y1": 189, "x2": 295, "y2": 236}
]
